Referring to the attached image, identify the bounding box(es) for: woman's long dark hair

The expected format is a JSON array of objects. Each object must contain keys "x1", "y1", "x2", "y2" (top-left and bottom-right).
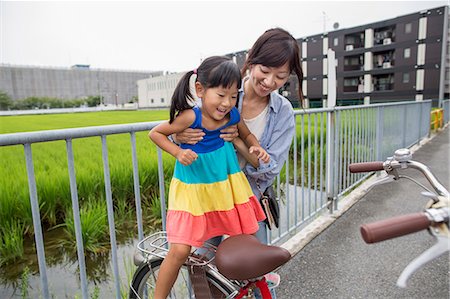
[
  {"x1": 169, "y1": 56, "x2": 242, "y2": 123},
  {"x1": 242, "y1": 28, "x2": 305, "y2": 107}
]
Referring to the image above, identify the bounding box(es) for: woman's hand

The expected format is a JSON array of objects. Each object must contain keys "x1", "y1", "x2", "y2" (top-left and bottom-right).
[
  {"x1": 173, "y1": 128, "x2": 204, "y2": 145},
  {"x1": 249, "y1": 146, "x2": 270, "y2": 163},
  {"x1": 219, "y1": 125, "x2": 238, "y2": 142}
]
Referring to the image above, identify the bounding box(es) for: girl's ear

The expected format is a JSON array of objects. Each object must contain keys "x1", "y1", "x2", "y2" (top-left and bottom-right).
[{"x1": 195, "y1": 82, "x2": 205, "y2": 98}]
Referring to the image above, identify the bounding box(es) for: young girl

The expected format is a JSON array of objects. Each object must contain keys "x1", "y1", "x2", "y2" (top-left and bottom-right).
[{"x1": 148, "y1": 56, "x2": 268, "y2": 298}]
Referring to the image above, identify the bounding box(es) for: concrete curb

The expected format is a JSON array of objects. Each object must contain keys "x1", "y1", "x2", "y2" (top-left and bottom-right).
[{"x1": 280, "y1": 131, "x2": 439, "y2": 256}]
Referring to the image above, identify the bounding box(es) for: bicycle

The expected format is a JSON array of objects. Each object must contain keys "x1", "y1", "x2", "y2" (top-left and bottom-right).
[
  {"x1": 349, "y1": 148, "x2": 449, "y2": 288},
  {"x1": 129, "y1": 232, "x2": 291, "y2": 299}
]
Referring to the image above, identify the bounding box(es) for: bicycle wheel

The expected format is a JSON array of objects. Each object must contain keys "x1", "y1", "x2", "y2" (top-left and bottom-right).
[{"x1": 129, "y1": 258, "x2": 234, "y2": 299}]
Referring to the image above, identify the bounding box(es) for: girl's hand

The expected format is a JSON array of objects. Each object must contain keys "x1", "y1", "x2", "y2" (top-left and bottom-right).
[
  {"x1": 249, "y1": 146, "x2": 270, "y2": 163},
  {"x1": 176, "y1": 149, "x2": 198, "y2": 165},
  {"x1": 173, "y1": 128, "x2": 205, "y2": 145},
  {"x1": 219, "y1": 125, "x2": 238, "y2": 142}
]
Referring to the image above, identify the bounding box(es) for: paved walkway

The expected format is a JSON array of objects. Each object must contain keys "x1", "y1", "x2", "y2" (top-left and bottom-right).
[{"x1": 278, "y1": 127, "x2": 449, "y2": 298}]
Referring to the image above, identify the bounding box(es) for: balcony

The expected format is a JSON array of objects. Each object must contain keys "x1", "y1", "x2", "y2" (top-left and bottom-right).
[
  {"x1": 344, "y1": 32, "x2": 365, "y2": 51},
  {"x1": 374, "y1": 26, "x2": 396, "y2": 46},
  {"x1": 373, "y1": 50, "x2": 395, "y2": 69},
  {"x1": 344, "y1": 54, "x2": 364, "y2": 71}
]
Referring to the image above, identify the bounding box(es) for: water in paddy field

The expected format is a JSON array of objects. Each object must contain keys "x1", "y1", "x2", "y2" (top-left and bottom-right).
[{"x1": 0, "y1": 226, "x2": 147, "y2": 298}]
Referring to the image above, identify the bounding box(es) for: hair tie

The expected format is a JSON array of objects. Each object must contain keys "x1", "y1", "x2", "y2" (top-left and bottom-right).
[{"x1": 193, "y1": 69, "x2": 197, "y2": 74}]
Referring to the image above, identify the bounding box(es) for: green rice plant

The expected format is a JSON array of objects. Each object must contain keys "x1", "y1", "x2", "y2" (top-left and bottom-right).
[
  {"x1": 114, "y1": 196, "x2": 136, "y2": 240},
  {"x1": 60, "y1": 197, "x2": 109, "y2": 254},
  {"x1": 0, "y1": 220, "x2": 25, "y2": 266},
  {"x1": 120, "y1": 256, "x2": 135, "y2": 299},
  {"x1": 90, "y1": 286, "x2": 100, "y2": 299},
  {"x1": 20, "y1": 266, "x2": 30, "y2": 299}
]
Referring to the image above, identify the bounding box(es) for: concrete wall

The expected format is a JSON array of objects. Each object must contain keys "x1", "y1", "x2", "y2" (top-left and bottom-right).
[{"x1": 0, "y1": 64, "x2": 162, "y2": 105}]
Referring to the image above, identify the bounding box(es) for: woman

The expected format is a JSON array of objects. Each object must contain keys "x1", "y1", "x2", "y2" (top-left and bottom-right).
[{"x1": 173, "y1": 27, "x2": 304, "y2": 297}]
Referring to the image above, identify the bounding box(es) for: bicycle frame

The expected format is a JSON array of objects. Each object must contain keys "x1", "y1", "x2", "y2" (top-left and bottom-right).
[{"x1": 131, "y1": 232, "x2": 275, "y2": 299}]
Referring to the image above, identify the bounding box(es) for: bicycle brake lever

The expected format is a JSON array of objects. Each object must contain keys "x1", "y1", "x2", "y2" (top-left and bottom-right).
[
  {"x1": 396, "y1": 235, "x2": 450, "y2": 288},
  {"x1": 368, "y1": 176, "x2": 396, "y2": 191}
]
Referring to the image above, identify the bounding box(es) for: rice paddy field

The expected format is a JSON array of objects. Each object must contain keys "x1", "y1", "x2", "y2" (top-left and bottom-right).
[{"x1": 0, "y1": 110, "x2": 175, "y2": 266}]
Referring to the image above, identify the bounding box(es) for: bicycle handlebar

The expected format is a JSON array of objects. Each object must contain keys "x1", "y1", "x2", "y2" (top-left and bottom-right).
[
  {"x1": 349, "y1": 162, "x2": 384, "y2": 173},
  {"x1": 360, "y1": 213, "x2": 431, "y2": 244}
]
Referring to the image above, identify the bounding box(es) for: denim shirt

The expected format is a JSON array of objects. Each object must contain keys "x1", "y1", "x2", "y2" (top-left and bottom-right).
[{"x1": 237, "y1": 81, "x2": 295, "y2": 197}]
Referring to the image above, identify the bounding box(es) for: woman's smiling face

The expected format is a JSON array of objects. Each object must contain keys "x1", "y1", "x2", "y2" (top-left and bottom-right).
[{"x1": 249, "y1": 62, "x2": 290, "y2": 97}]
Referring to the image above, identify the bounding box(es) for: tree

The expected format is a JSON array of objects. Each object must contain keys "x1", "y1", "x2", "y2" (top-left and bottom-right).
[
  {"x1": 0, "y1": 91, "x2": 13, "y2": 110},
  {"x1": 86, "y1": 96, "x2": 101, "y2": 107}
]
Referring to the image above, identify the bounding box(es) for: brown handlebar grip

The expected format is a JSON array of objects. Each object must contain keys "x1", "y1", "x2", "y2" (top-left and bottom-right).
[
  {"x1": 349, "y1": 162, "x2": 384, "y2": 173},
  {"x1": 360, "y1": 213, "x2": 431, "y2": 244}
]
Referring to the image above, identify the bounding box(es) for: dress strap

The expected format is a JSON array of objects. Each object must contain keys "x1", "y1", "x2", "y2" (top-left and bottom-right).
[{"x1": 191, "y1": 106, "x2": 203, "y2": 129}]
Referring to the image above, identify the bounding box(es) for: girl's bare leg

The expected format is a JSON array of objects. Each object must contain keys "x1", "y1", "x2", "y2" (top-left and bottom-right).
[{"x1": 154, "y1": 243, "x2": 191, "y2": 299}]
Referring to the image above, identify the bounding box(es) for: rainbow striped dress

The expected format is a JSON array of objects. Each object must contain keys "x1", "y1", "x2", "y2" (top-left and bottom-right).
[{"x1": 166, "y1": 106, "x2": 266, "y2": 247}]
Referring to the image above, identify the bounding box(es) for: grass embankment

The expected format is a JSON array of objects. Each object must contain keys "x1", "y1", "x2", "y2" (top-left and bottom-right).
[{"x1": 0, "y1": 110, "x2": 172, "y2": 265}]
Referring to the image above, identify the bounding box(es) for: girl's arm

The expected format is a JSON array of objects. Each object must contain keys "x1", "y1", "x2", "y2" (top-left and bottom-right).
[
  {"x1": 149, "y1": 110, "x2": 198, "y2": 165},
  {"x1": 232, "y1": 137, "x2": 259, "y2": 168},
  {"x1": 236, "y1": 119, "x2": 270, "y2": 164}
]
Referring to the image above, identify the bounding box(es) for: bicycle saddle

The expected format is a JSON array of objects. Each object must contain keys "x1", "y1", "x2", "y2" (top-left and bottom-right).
[{"x1": 215, "y1": 234, "x2": 291, "y2": 280}]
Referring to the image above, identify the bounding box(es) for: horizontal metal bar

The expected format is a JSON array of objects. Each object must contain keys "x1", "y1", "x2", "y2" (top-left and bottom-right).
[
  {"x1": 293, "y1": 100, "x2": 432, "y2": 116},
  {"x1": 0, "y1": 121, "x2": 161, "y2": 146},
  {"x1": 334, "y1": 100, "x2": 432, "y2": 111}
]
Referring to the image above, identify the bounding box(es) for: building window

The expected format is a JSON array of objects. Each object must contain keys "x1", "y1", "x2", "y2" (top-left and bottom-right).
[
  {"x1": 161, "y1": 98, "x2": 164, "y2": 103},
  {"x1": 151, "y1": 99, "x2": 154, "y2": 103},
  {"x1": 344, "y1": 55, "x2": 364, "y2": 71},
  {"x1": 333, "y1": 38, "x2": 338, "y2": 46},
  {"x1": 404, "y1": 48, "x2": 411, "y2": 58},
  {"x1": 373, "y1": 74, "x2": 394, "y2": 91},
  {"x1": 343, "y1": 77, "x2": 361, "y2": 92},
  {"x1": 405, "y1": 23, "x2": 412, "y2": 34},
  {"x1": 403, "y1": 73, "x2": 410, "y2": 83}
]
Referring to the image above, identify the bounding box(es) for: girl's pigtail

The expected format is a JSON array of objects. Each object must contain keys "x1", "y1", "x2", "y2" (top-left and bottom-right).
[{"x1": 169, "y1": 70, "x2": 195, "y2": 123}]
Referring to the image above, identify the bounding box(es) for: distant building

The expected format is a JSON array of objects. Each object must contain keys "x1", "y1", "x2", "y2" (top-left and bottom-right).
[
  {"x1": 137, "y1": 72, "x2": 185, "y2": 108},
  {"x1": 227, "y1": 5, "x2": 449, "y2": 107},
  {"x1": 0, "y1": 64, "x2": 162, "y2": 105}
]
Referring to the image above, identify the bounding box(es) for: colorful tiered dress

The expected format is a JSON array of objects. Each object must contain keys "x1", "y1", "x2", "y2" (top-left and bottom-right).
[{"x1": 166, "y1": 106, "x2": 266, "y2": 247}]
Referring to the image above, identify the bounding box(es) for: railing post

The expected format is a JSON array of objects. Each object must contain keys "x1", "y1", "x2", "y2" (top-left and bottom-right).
[
  {"x1": 130, "y1": 132, "x2": 144, "y2": 241},
  {"x1": 157, "y1": 147, "x2": 167, "y2": 230},
  {"x1": 24, "y1": 143, "x2": 50, "y2": 299},
  {"x1": 66, "y1": 139, "x2": 89, "y2": 299},
  {"x1": 417, "y1": 102, "x2": 422, "y2": 146},
  {"x1": 376, "y1": 106, "x2": 384, "y2": 162},
  {"x1": 326, "y1": 48, "x2": 337, "y2": 212},
  {"x1": 101, "y1": 135, "x2": 121, "y2": 299},
  {"x1": 402, "y1": 105, "x2": 407, "y2": 148}
]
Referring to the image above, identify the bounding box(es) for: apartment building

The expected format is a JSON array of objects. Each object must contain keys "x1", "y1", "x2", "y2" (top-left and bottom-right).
[{"x1": 228, "y1": 5, "x2": 449, "y2": 108}]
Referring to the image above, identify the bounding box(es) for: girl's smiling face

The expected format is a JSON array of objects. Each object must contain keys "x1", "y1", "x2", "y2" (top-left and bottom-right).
[
  {"x1": 196, "y1": 82, "x2": 239, "y2": 122},
  {"x1": 249, "y1": 62, "x2": 290, "y2": 98}
]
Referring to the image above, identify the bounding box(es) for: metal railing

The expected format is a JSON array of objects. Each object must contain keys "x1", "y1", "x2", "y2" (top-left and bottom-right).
[
  {"x1": 0, "y1": 100, "x2": 436, "y2": 298},
  {"x1": 443, "y1": 99, "x2": 450, "y2": 124},
  {"x1": 267, "y1": 100, "x2": 432, "y2": 243}
]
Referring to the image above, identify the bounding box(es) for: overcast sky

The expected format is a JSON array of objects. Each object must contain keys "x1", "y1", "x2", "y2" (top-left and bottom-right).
[{"x1": 1, "y1": 1, "x2": 448, "y2": 72}]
